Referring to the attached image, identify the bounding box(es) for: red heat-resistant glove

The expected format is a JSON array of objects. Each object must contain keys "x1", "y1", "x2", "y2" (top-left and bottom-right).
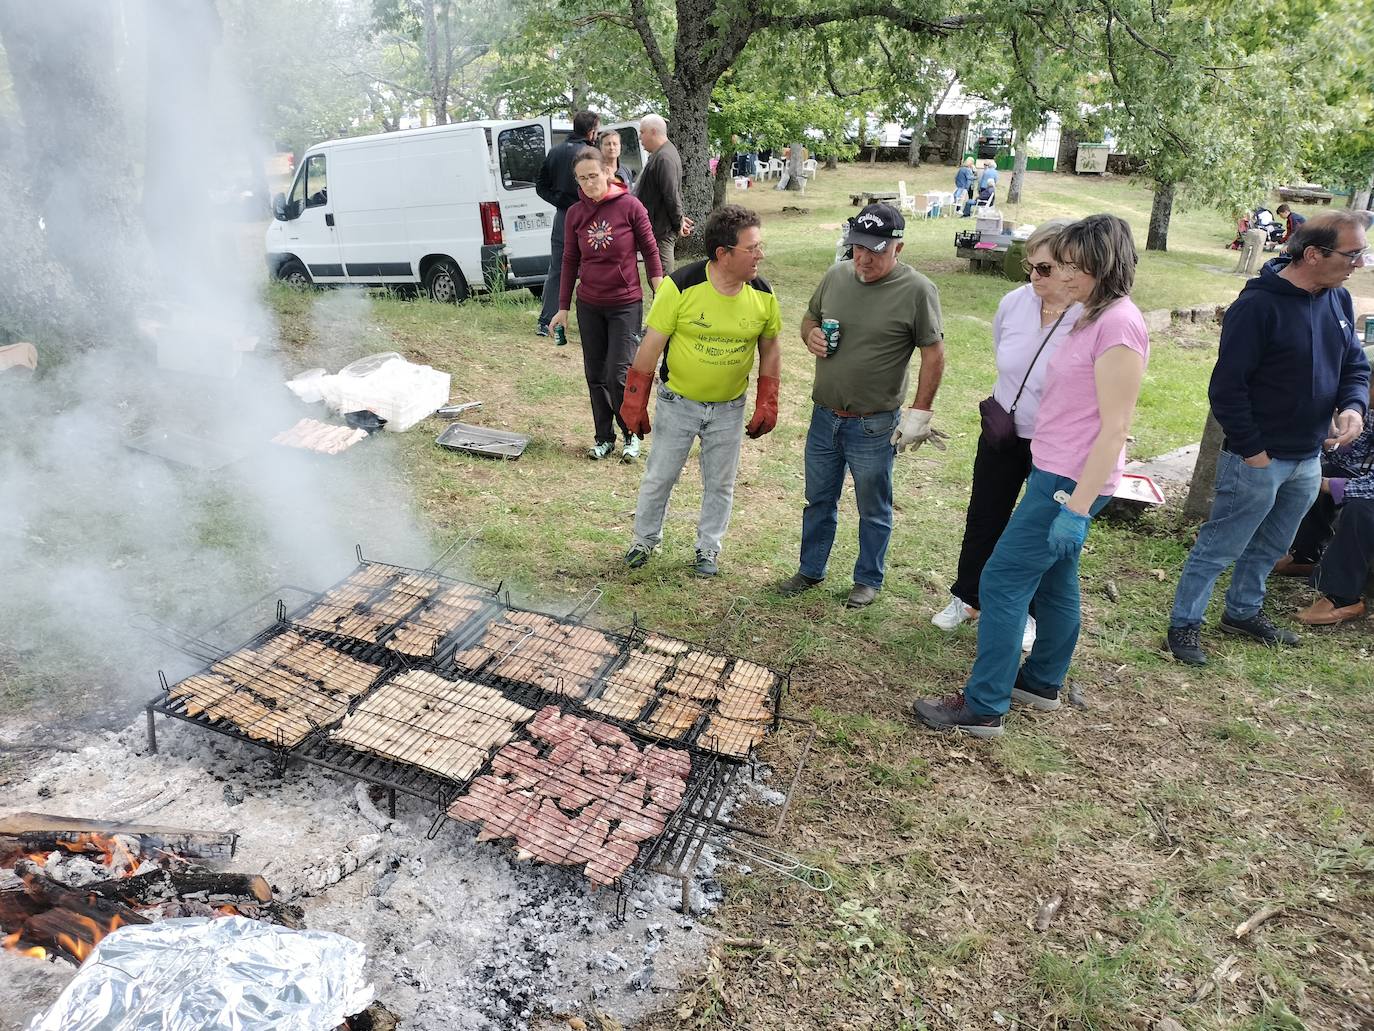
[
  {"x1": 745, "y1": 375, "x2": 780, "y2": 439},
  {"x1": 620, "y1": 366, "x2": 655, "y2": 437}
]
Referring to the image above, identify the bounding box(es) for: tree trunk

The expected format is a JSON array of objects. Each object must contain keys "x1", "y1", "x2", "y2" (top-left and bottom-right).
[
  {"x1": 665, "y1": 80, "x2": 712, "y2": 260},
  {"x1": 1008, "y1": 146, "x2": 1027, "y2": 205},
  {"x1": 907, "y1": 132, "x2": 921, "y2": 167},
  {"x1": 1184, "y1": 410, "x2": 1225, "y2": 522},
  {"x1": 1147, "y1": 181, "x2": 1174, "y2": 251},
  {"x1": 711, "y1": 153, "x2": 729, "y2": 211},
  {"x1": 783, "y1": 141, "x2": 804, "y2": 191},
  {"x1": 825, "y1": 153, "x2": 838, "y2": 170}
]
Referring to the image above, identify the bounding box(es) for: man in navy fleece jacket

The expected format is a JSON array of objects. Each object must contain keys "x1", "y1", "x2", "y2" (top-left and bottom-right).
[{"x1": 1166, "y1": 210, "x2": 1370, "y2": 665}]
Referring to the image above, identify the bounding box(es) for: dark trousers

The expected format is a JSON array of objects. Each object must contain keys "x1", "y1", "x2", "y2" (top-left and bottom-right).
[
  {"x1": 538, "y1": 208, "x2": 567, "y2": 330},
  {"x1": 655, "y1": 234, "x2": 676, "y2": 274},
  {"x1": 1313, "y1": 499, "x2": 1374, "y2": 606},
  {"x1": 951, "y1": 432, "x2": 1033, "y2": 610},
  {"x1": 576, "y1": 299, "x2": 641, "y2": 444},
  {"x1": 1289, "y1": 491, "x2": 1337, "y2": 563}
]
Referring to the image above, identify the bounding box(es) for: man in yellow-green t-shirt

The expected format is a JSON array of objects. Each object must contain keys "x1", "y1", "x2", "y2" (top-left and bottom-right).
[{"x1": 618, "y1": 204, "x2": 782, "y2": 577}]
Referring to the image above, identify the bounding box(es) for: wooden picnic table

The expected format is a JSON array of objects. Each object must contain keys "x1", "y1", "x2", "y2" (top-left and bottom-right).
[
  {"x1": 956, "y1": 245, "x2": 1009, "y2": 272},
  {"x1": 850, "y1": 190, "x2": 899, "y2": 206},
  {"x1": 1276, "y1": 186, "x2": 1333, "y2": 205}
]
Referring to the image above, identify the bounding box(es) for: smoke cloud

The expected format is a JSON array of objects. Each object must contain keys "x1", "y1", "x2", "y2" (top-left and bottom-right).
[{"x1": 0, "y1": 0, "x2": 430, "y2": 729}]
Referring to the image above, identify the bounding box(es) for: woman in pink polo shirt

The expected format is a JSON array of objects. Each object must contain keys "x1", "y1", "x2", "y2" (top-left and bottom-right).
[
  {"x1": 913, "y1": 214, "x2": 1150, "y2": 737},
  {"x1": 549, "y1": 148, "x2": 664, "y2": 461}
]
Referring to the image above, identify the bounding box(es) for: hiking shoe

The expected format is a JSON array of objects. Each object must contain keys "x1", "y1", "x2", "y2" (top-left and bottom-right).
[
  {"x1": 624, "y1": 545, "x2": 654, "y2": 569},
  {"x1": 776, "y1": 571, "x2": 823, "y2": 596},
  {"x1": 1220, "y1": 610, "x2": 1300, "y2": 647},
  {"x1": 536, "y1": 324, "x2": 550, "y2": 338},
  {"x1": 588, "y1": 440, "x2": 615, "y2": 460},
  {"x1": 845, "y1": 584, "x2": 879, "y2": 608},
  {"x1": 909, "y1": 692, "x2": 1004, "y2": 739},
  {"x1": 693, "y1": 550, "x2": 719, "y2": 577},
  {"x1": 1165, "y1": 624, "x2": 1207, "y2": 665},
  {"x1": 1010, "y1": 671, "x2": 1060, "y2": 711},
  {"x1": 621, "y1": 435, "x2": 642, "y2": 461},
  {"x1": 932, "y1": 596, "x2": 978, "y2": 631},
  {"x1": 1022, "y1": 615, "x2": 1037, "y2": 653}
]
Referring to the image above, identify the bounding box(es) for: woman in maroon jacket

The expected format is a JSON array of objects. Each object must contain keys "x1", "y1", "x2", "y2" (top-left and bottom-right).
[{"x1": 549, "y1": 148, "x2": 664, "y2": 461}]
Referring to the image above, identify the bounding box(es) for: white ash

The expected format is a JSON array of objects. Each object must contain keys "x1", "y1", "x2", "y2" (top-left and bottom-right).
[{"x1": 0, "y1": 719, "x2": 761, "y2": 1031}]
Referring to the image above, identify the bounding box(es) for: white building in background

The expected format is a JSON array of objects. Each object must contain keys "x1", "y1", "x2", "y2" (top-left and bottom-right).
[{"x1": 864, "y1": 80, "x2": 1065, "y2": 161}]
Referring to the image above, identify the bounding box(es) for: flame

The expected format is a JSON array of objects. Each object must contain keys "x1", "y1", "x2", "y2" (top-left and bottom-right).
[
  {"x1": 60, "y1": 833, "x2": 140, "y2": 873},
  {"x1": 50, "y1": 911, "x2": 137, "y2": 963},
  {"x1": 2, "y1": 931, "x2": 48, "y2": 961}
]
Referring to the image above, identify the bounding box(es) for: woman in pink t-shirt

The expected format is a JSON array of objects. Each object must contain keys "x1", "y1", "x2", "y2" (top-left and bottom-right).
[
  {"x1": 913, "y1": 214, "x2": 1150, "y2": 738},
  {"x1": 933, "y1": 219, "x2": 1081, "y2": 648}
]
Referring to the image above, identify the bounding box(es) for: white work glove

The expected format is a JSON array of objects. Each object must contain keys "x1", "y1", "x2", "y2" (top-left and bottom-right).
[{"x1": 891, "y1": 408, "x2": 948, "y2": 453}]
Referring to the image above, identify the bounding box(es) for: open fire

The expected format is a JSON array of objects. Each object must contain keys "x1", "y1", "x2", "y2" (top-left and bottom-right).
[{"x1": 0, "y1": 813, "x2": 285, "y2": 965}]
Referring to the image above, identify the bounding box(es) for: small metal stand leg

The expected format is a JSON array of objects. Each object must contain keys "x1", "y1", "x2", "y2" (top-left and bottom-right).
[
  {"x1": 145, "y1": 706, "x2": 158, "y2": 754},
  {"x1": 388, "y1": 788, "x2": 397, "y2": 819}
]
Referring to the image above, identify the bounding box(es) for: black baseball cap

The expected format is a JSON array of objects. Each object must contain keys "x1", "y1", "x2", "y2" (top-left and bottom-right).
[{"x1": 844, "y1": 203, "x2": 905, "y2": 252}]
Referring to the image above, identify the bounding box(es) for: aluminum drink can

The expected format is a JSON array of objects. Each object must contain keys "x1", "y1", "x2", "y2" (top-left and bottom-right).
[
  {"x1": 553, "y1": 324, "x2": 567, "y2": 346},
  {"x1": 821, "y1": 318, "x2": 840, "y2": 357}
]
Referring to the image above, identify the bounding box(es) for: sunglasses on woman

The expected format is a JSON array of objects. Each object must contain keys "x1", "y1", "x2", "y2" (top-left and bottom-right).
[{"x1": 1021, "y1": 260, "x2": 1059, "y2": 278}]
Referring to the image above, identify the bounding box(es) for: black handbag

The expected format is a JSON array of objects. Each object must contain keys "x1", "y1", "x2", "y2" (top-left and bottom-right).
[{"x1": 979, "y1": 309, "x2": 1068, "y2": 449}]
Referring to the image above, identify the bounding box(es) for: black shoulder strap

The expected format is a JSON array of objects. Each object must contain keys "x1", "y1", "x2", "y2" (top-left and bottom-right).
[{"x1": 1009, "y1": 309, "x2": 1069, "y2": 416}]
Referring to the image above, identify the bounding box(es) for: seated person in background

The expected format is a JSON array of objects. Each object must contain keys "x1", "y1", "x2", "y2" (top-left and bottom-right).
[
  {"x1": 1276, "y1": 204, "x2": 1307, "y2": 244},
  {"x1": 1276, "y1": 361, "x2": 1374, "y2": 625},
  {"x1": 962, "y1": 183, "x2": 996, "y2": 218}
]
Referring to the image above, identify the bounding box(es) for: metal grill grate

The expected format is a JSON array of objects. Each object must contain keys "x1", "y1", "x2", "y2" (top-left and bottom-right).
[{"x1": 142, "y1": 549, "x2": 813, "y2": 905}]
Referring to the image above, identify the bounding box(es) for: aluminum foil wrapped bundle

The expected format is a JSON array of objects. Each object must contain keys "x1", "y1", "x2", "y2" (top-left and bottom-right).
[{"x1": 28, "y1": 915, "x2": 374, "y2": 1030}]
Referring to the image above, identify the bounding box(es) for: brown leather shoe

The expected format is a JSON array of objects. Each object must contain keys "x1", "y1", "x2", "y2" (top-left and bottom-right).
[
  {"x1": 1272, "y1": 555, "x2": 1315, "y2": 578},
  {"x1": 1295, "y1": 597, "x2": 1366, "y2": 626}
]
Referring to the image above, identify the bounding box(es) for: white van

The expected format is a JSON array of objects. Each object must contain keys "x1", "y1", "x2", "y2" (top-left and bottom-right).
[{"x1": 266, "y1": 118, "x2": 644, "y2": 302}]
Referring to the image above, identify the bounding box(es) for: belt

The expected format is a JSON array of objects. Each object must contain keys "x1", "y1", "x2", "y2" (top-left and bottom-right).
[{"x1": 829, "y1": 406, "x2": 880, "y2": 419}]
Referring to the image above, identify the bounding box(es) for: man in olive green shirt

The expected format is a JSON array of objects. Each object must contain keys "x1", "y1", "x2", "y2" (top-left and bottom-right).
[{"x1": 776, "y1": 203, "x2": 946, "y2": 608}]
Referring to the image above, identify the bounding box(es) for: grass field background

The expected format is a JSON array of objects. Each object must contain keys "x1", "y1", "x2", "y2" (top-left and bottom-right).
[{"x1": 260, "y1": 165, "x2": 1373, "y2": 1029}]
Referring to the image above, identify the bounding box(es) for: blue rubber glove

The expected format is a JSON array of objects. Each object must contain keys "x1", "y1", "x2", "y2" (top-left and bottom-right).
[{"x1": 1046, "y1": 505, "x2": 1091, "y2": 559}]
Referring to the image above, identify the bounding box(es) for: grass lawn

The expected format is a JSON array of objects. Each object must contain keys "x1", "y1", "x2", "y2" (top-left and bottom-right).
[{"x1": 261, "y1": 163, "x2": 1374, "y2": 1031}]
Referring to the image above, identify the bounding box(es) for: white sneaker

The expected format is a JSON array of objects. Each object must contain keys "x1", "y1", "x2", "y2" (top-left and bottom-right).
[
  {"x1": 932, "y1": 596, "x2": 978, "y2": 631},
  {"x1": 587, "y1": 441, "x2": 615, "y2": 460},
  {"x1": 621, "y1": 435, "x2": 642, "y2": 461},
  {"x1": 1022, "y1": 615, "x2": 1037, "y2": 652}
]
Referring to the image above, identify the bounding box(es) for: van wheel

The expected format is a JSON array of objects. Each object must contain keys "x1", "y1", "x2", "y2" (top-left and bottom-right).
[
  {"x1": 277, "y1": 260, "x2": 312, "y2": 288},
  {"x1": 423, "y1": 260, "x2": 468, "y2": 304}
]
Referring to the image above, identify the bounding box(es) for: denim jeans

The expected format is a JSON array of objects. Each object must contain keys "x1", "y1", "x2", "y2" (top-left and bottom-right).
[
  {"x1": 1169, "y1": 450, "x2": 1321, "y2": 627},
  {"x1": 799, "y1": 405, "x2": 899, "y2": 589},
  {"x1": 962, "y1": 468, "x2": 1111, "y2": 717},
  {"x1": 631, "y1": 385, "x2": 746, "y2": 557}
]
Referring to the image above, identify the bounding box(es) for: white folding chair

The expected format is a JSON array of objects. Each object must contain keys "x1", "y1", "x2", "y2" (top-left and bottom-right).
[
  {"x1": 897, "y1": 181, "x2": 918, "y2": 217},
  {"x1": 802, "y1": 158, "x2": 818, "y2": 178}
]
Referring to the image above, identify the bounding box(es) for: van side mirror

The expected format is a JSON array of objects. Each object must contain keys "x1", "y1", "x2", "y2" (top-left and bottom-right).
[{"x1": 273, "y1": 193, "x2": 288, "y2": 221}]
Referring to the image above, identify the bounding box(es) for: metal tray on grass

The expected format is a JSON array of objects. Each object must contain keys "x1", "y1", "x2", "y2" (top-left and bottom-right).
[
  {"x1": 124, "y1": 428, "x2": 247, "y2": 471},
  {"x1": 435, "y1": 422, "x2": 528, "y2": 460}
]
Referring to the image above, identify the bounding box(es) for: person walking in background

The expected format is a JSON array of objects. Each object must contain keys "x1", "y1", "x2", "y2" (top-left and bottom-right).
[
  {"x1": 635, "y1": 114, "x2": 694, "y2": 273},
  {"x1": 1233, "y1": 218, "x2": 1269, "y2": 276},
  {"x1": 954, "y1": 157, "x2": 976, "y2": 217},
  {"x1": 1166, "y1": 211, "x2": 1370, "y2": 665},
  {"x1": 548, "y1": 148, "x2": 663, "y2": 462},
  {"x1": 911, "y1": 214, "x2": 1150, "y2": 738},
  {"x1": 535, "y1": 110, "x2": 601, "y2": 337},
  {"x1": 618, "y1": 204, "x2": 781, "y2": 577},
  {"x1": 775, "y1": 203, "x2": 946, "y2": 610},
  {"x1": 932, "y1": 219, "x2": 1082, "y2": 649},
  {"x1": 599, "y1": 129, "x2": 634, "y2": 189}
]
